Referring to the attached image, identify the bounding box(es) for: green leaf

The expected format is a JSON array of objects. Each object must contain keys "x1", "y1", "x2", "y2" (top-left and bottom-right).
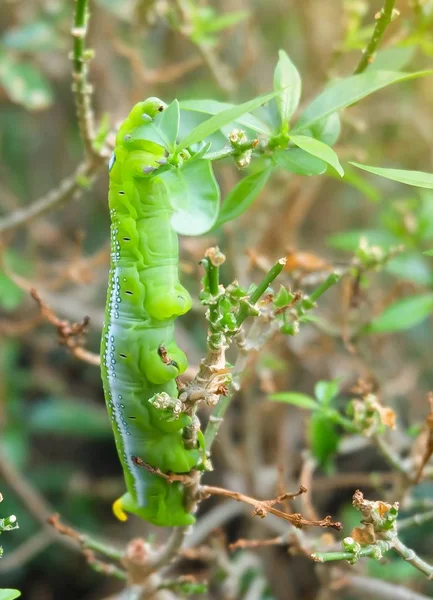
[
  {"x1": 273, "y1": 50, "x2": 301, "y2": 130},
  {"x1": 196, "y1": 10, "x2": 248, "y2": 35},
  {"x1": 273, "y1": 148, "x2": 327, "y2": 176},
  {"x1": 309, "y1": 413, "x2": 340, "y2": 468},
  {"x1": 0, "y1": 272, "x2": 24, "y2": 311},
  {"x1": 0, "y1": 51, "x2": 53, "y2": 111},
  {"x1": 177, "y1": 92, "x2": 276, "y2": 151},
  {"x1": 180, "y1": 99, "x2": 271, "y2": 135},
  {"x1": 268, "y1": 392, "x2": 319, "y2": 411},
  {"x1": 289, "y1": 135, "x2": 344, "y2": 176},
  {"x1": 29, "y1": 398, "x2": 111, "y2": 438},
  {"x1": 350, "y1": 162, "x2": 433, "y2": 189},
  {"x1": 293, "y1": 70, "x2": 433, "y2": 132},
  {"x1": 159, "y1": 99, "x2": 180, "y2": 151},
  {"x1": 386, "y1": 253, "x2": 433, "y2": 286},
  {"x1": 0, "y1": 590, "x2": 21, "y2": 600},
  {"x1": 160, "y1": 160, "x2": 220, "y2": 235},
  {"x1": 302, "y1": 113, "x2": 341, "y2": 146},
  {"x1": 0, "y1": 251, "x2": 33, "y2": 311},
  {"x1": 368, "y1": 46, "x2": 417, "y2": 72},
  {"x1": 364, "y1": 294, "x2": 433, "y2": 334},
  {"x1": 424, "y1": 249, "x2": 433, "y2": 256},
  {"x1": 314, "y1": 379, "x2": 341, "y2": 406},
  {"x1": 216, "y1": 165, "x2": 272, "y2": 226}
]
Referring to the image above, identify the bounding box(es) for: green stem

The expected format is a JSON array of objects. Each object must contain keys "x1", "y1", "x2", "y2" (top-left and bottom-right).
[
  {"x1": 309, "y1": 273, "x2": 341, "y2": 303},
  {"x1": 82, "y1": 535, "x2": 123, "y2": 562},
  {"x1": 354, "y1": 0, "x2": 397, "y2": 74},
  {"x1": 204, "y1": 392, "x2": 232, "y2": 449},
  {"x1": 393, "y1": 538, "x2": 433, "y2": 578},
  {"x1": 374, "y1": 434, "x2": 411, "y2": 478},
  {"x1": 327, "y1": 409, "x2": 359, "y2": 433},
  {"x1": 202, "y1": 249, "x2": 225, "y2": 351},
  {"x1": 73, "y1": 0, "x2": 87, "y2": 74},
  {"x1": 312, "y1": 545, "x2": 384, "y2": 563},
  {"x1": 72, "y1": 0, "x2": 96, "y2": 157},
  {"x1": 236, "y1": 258, "x2": 286, "y2": 327}
]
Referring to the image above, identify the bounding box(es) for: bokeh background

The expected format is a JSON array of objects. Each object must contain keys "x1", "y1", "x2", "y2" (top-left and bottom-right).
[{"x1": 1, "y1": 0, "x2": 433, "y2": 598}]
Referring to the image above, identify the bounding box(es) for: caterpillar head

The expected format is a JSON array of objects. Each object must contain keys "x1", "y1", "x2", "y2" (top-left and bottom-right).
[
  {"x1": 116, "y1": 98, "x2": 168, "y2": 147},
  {"x1": 127, "y1": 98, "x2": 167, "y2": 129}
]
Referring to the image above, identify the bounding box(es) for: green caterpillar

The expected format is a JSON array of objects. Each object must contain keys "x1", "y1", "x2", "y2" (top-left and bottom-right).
[{"x1": 101, "y1": 98, "x2": 202, "y2": 527}]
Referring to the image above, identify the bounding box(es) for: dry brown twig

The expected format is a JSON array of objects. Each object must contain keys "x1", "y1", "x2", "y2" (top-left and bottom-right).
[
  {"x1": 412, "y1": 392, "x2": 433, "y2": 484},
  {"x1": 30, "y1": 288, "x2": 100, "y2": 366},
  {"x1": 48, "y1": 514, "x2": 126, "y2": 580},
  {"x1": 199, "y1": 485, "x2": 342, "y2": 531}
]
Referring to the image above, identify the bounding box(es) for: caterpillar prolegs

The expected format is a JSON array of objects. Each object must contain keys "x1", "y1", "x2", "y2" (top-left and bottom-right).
[{"x1": 101, "y1": 98, "x2": 202, "y2": 527}]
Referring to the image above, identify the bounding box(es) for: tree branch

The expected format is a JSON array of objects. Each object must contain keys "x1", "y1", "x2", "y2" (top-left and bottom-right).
[
  {"x1": 354, "y1": 0, "x2": 398, "y2": 74},
  {"x1": 72, "y1": 0, "x2": 98, "y2": 157}
]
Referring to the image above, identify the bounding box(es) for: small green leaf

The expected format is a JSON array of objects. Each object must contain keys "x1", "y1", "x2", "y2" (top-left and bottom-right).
[
  {"x1": 289, "y1": 135, "x2": 344, "y2": 176},
  {"x1": 180, "y1": 99, "x2": 271, "y2": 135},
  {"x1": 364, "y1": 294, "x2": 433, "y2": 334},
  {"x1": 196, "y1": 10, "x2": 248, "y2": 35},
  {"x1": 269, "y1": 392, "x2": 319, "y2": 411},
  {"x1": 159, "y1": 99, "x2": 180, "y2": 151},
  {"x1": 0, "y1": 590, "x2": 21, "y2": 600},
  {"x1": 0, "y1": 272, "x2": 24, "y2": 311},
  {"x1": 350, "y1": 162, "x2": 433, "y2": 189},
  {"x1": 160, "y1": 160, "x2": 220, "y2": 235},
  {"x1": 29, "y1": 399, "x2": 111, "y2": 438},
  {"x1": 386, "y1": 253, "x2": 433, "y2": 286},
  {"x1": 273, "y1": 50, "x2": 301, "y2": 130},
  {"x1": 177, "y1": 92, "x2": 276, "y2": 151},
  {"x1": 293, "y1": 70, "x2": 433, "y2": 132},
  {"x1": 424, "y1": 249, "x2": 433, "y2": 256},
  {"x1": 302, "y1": 113, "x2": 341, "y2": 146},
  {"x1": 273, "y1": 148, "x2": 327, "y2": 176},
  {"x1": 314, "y1": 379, "x2": 341, "y2": 406},
  {"x1": 309, "y1": 413, "x2": 340, "y2": 468},
  {"x1": 216, "y1": 165, "x2": 272, "y2": 226}
]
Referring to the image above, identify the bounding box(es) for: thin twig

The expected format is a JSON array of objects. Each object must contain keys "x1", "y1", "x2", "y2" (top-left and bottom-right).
[
  {"x1": 148, "y1": 527, "x2": 188, "y2": 574},
  {"x1": 0, "y1": 156, "x2": 107, "y2": 236},
  {"x1": 199, "y1": 485, "x2": 342, "y2": 531},
  {"x1": 236, "y1": 258, "x2": 286, "y2": 326},
  {"x1": 354, "y1": 0, "x2": 398, "y2": 74},
  {"x1": 393, "y1": 538, "x2": 433, "y2": 579},
  {"x1": 30, "y1": 288, "x2": 100, "y2": 366},
  {"x1": 48, "y1": 514, "x2": 126, "y2": 580},
  {"x1": 398, "y1": 509, "x2": 433, "y2": 531},
  {"x1": 0, "y1": 529, "x2": 53, "y2": 572}
]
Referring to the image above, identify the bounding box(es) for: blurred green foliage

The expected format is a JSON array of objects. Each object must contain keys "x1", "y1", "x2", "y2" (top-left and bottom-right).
[{"x1": 2, "y1": 1, "x2": 433, "y2": 599}]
